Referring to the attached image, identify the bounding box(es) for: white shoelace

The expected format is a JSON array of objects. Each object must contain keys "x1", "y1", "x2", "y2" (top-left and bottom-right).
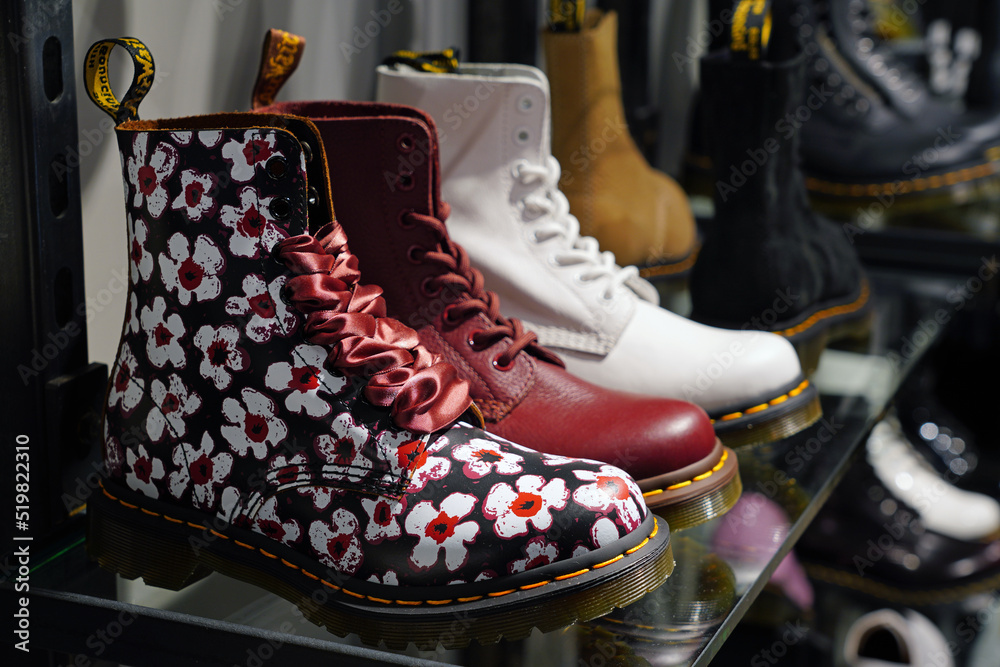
[{"x1": 512, "y1": 156, "x2": 656, "y2": 302}]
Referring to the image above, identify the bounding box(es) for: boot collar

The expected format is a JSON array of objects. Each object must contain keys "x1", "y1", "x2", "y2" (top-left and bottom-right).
[{"x1": 376, "y1": 62, "x2": 553, "y2": 172}]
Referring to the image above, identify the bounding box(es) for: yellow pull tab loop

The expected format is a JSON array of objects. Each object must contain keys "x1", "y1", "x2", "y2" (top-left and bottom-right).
[
  {"x1": 382, "y1": 48, "x2": 459, "y2": 74},
  {"x1": 251, "y1": 29, "x2": 306, "y2": 110},
  {"x1": 547, "y1": 0, "x2": 586, "y2": 32},
  {"x1": 83, "y1": 37, "x2": 154, "y2": 123},
  {"x1": 731, "y1": 0, "x2": 772, "y2": 61}
]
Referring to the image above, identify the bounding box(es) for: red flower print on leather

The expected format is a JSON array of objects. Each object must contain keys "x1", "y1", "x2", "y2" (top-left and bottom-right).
[
  {"x1": 104, "y1": 421, "x2": 124, "y2": 477},
  {"x1": 107, "y1": 343, "x2": 144, "y2": 417},
  {"x1": 265, "y1": 344, "x2": 347, "y2": 418},
  {"x1": 360, "y1": 496, "x2": 405, "y2": 544},
  {"x1": 367, "y1": 570, "x2": 399, "y2": 586},
  {"x1": 125, "y1": 291, "x2": 139, "y2": 335},
  {"x1": 220, "y1": 388, "x2": 288, "y2": 459},
  {"x1": 404, "y1": 444, "x2": 450, "y2": 493},
  {"x1": 226, "y1": 274, "x2": 298, "y2": 344},
  {"x1": 405, "y1": 493, "x2": 479, "y2": 572},
  {"x1": 451, "y1": 438, "x2": 525, "y2": 479},
  {"x1": 589, "y1": 516, "x2": 623, "y2": 549},
  {"x1": 193, "y1": 323, "x2": 248, "y2": 390},
  {"x1": 127, "y1": 133, "x2": 178, "y2": 218},
  {"x1": 139, "y1": 296, "x2": 187, "y2": 369},
  {"x1": 253, "y1": 496, "x2": 303, "y2": 547},
  {"x1": 509, "y1": 535, "x2": 559, "y2": 574},
  {"x1": 197, "y1": 130, "x2": 223, "y2": 148},
  {"x1": 267, "y1": 451, "x2": 309, "y2": 487},
  {"x1": 125, "y1": 443, "x2": 165, "y2": 499},
  {"x1": 309, "y1": 508, "x2": 364, "y2": 574},
  {"x1": 146, "y1": 373, "x2": 201, "y2": 442},
  {"x1": 222, "y1": 131, "x2": 278, "y2": 183},
  {"x1": 171, "y1": 168, "x2": 217, "y2": 222},
  {"x1": 314, "y1": 413, "x2": 372, "y2": 481},
  {"x1": 219, "y1": 186, "x2": 286, "y2": 258},
  {"x1": 159, "y1": 233, "x2": 225, "y2": 306},
  {"x1": 572, "y1": 465, "x2": 644, "y2": 532},
  {"x1": 127, "y1": 214, "x2": 154, "y2": 284},
  {"x1": 483, "y1": 475, "x2": 569, "y2": 539},
  {"x1": 167, "y1": 433, "x2": 234, "y2": 510},
  {"x1": 296, "y1": 484, "x2": 346, "y2": 513}
]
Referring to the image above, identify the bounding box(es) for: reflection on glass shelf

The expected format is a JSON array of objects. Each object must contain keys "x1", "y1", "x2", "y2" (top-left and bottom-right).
[{"x1": 24, "y1": 269, "x2": 956, "y2": 666}]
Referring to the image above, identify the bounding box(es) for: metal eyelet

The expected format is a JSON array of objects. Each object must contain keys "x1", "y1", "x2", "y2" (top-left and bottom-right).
[
  {"x1": 269, "y1": 197, "x2": 292, "y2": 220},
  {"x1": 301, "y1": 141, "x2": 313, "y2": 163},
  {"x1": 397, "y1": 133, "x2": 416, "y2": 152},
  {"x1": 266, "y1": 156, "x2": 288, "y2": 180},
  {"x1": 307, "y1": 186, "x2": 319, "y2": 208},
  {"x1": 492, "y1": 353, "x2": 515, "y2": 372},
  {"x1": 467, "y1": 329, "x2": 485, "y2": 350},
  {"x1": 514, "y1": 127, "x2": 530, "y2": 145},
  {"x1": 517, "y1": 95, "x2": 534, "y2": 112},
  {"x1": 398, "y1": 209, "x2": 416, "y2": 229},
  {"x1": 397, "y1": 171, "x2": 415, "y2": 191},
  {"x1": 441, "y1": 306, "x2": 461, "y2": 328},
  {"x1": 420, "y1": 276, "x2": 441, "y2": 298},
  {"x1": 407, "y1": 245, "x2": 426, "y2": 264}
]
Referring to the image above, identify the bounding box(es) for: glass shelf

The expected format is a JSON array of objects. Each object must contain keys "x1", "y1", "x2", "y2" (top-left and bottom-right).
[{"x1": 12, "y1": 267, "x2": 957, "y2": 666}]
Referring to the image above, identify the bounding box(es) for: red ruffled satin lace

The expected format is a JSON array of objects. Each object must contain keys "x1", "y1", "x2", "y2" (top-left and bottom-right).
[{"x1": 274, "y1": 222, "x2": 471, "y2": 434}]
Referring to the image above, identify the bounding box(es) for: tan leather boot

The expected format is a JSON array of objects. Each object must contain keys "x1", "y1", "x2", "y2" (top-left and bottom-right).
[{"x1": 543, "y1": 9, "x2": 697, "y2": 279}]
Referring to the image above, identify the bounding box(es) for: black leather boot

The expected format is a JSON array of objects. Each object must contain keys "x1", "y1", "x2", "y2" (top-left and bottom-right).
[
  {"x1": 796, "y1": 0, "x2": 1000, "y2": 217},
  {"x1": 690, "y1": 0, "x2": 870, "y2": 375}
]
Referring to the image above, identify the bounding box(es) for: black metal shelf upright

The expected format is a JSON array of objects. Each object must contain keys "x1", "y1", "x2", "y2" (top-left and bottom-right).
[{"x1": 1, "y1": 1, "x2": 113, "y2": 660}]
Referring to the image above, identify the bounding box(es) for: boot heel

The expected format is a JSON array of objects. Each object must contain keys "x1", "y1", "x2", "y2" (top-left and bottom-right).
[{"x1": 88, "y1": 486, "x2": 212, "y2": 591}]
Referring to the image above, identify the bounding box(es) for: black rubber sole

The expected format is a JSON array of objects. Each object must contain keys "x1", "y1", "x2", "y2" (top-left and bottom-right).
[{"x1": 88, "y1": 480, "x2": 674, "y2": 649}]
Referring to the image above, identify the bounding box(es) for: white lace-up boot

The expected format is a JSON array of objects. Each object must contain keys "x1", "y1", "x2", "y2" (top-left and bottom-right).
[{"x1": 376, "y1": 61, "x2": 820, "y2": 447}]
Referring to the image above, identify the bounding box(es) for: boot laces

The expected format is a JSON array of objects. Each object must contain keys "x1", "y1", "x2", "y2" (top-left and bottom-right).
[
  {"x1": 403, "y1": 205, "x2": 564, "y2": 369},
  {"x1": 513, "y1": 156, "x2": 640, "y2": 301}
]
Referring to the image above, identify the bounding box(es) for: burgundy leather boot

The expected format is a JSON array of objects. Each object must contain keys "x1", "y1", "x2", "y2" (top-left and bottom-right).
[
  {"x1": 85, "y1": 37, "x2": 674, "y2": 648},
  {"x1": 253, "y1": 67, "x2": 740, "y2": 530}
]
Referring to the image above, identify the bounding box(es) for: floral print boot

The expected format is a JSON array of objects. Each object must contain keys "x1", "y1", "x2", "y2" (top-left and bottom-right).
[{"x1": 85, "y1": 38, "x2": 673, "y2": 649}]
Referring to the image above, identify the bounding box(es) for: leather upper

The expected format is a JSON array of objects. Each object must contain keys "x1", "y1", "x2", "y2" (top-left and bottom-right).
[
  {"x1": 103, "y1": 114, "x2": 653, "y2": 589},
  {"x1": 255, "y1": 99, "x2": 719, "y2": 478},
  {"x1": 542, "y1": 9, "x2": 696, "y2": 268},
  {"x1": 375, "y1": 62, "x2": 805, "y2": 413}
]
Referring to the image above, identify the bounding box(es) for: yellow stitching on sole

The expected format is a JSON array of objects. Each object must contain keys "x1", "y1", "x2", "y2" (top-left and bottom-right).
[
  {"x1": 593, "y1": 554, "x2": 624, "y2": 569},
  {"x1": 710, "y1": 380, "x2": 812, "y2": 424},
  {"x1": 643, "y1": 450, "x2": 729, "y2": 497},
  {"x1": 99, "y1": 480, "x2": 660, "y2": 608}
]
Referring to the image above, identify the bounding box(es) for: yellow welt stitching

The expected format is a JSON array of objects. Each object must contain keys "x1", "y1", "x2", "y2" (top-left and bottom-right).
[
  {"x1": 488, "y1": 589, "x2": 517, "y2": 597},
  {"x1": 593, "y1": 554, "x2": 624, "y2": 569},
  {"x1": 711, "y1": 380, "x2": 812, "y2": 424},
  {"x1": 626, "y1": 538, "x2": 650, "y2": 555},
  {"x1": 519, "y1": 580, "x2": 552, "y2": 590}
]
